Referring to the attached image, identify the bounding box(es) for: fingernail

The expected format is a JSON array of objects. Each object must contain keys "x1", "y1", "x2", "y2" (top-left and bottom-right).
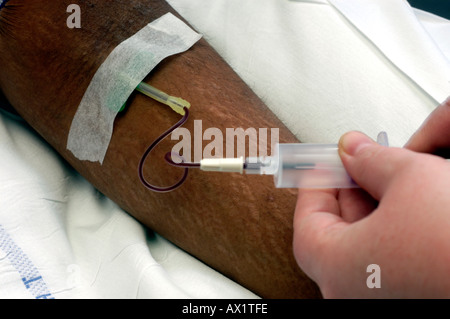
[{"x1": 339, "y1": 132, "x2": 374, "y2": 156}]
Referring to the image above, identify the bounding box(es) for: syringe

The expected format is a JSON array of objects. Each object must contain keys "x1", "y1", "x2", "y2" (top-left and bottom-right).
[{"x1": 197, "y1": 132, "x2": 389, "y2": 189}]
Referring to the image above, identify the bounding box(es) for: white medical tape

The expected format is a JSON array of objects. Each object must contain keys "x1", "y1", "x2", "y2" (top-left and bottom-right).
[{"x1": 67, "y1": 13, "x2": 202, "y2": 164}]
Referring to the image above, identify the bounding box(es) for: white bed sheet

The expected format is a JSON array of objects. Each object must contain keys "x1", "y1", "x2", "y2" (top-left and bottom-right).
[
  {"x1": 0, "y1": 110, "x2": 258, "y2": 299},
  {"x1": 0, "y1": 0, "x2": 449, "y2": 299}
]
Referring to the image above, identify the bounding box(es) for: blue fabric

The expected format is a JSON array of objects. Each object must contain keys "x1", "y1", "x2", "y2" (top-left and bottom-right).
[{"x1": 0, "y1": 225, "x2": 54, "y2": 299}]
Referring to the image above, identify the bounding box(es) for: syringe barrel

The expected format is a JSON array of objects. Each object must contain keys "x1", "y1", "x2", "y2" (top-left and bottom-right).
[{"x1": 274, "y1": 143, "x2": 358, "y2": 189}]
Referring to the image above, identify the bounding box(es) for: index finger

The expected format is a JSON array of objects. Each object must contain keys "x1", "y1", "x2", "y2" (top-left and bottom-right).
[{"x1": 405, "y1": 97, "x2": 450, "y2": 154}]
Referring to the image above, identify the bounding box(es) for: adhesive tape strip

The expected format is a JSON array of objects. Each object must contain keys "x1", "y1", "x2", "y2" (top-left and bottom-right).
[{"x1": 67, "y1": 13, "x2": 202, "y2": 164}]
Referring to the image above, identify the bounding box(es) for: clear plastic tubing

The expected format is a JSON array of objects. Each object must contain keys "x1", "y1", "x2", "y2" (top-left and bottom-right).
[{"x1": 136, "y1": 82, "x2": 190, "y2": 116}]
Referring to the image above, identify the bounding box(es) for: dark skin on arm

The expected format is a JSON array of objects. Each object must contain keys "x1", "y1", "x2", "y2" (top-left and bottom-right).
[{"x1": 0, "y1": 0, "x2": 320, "y2": 298}]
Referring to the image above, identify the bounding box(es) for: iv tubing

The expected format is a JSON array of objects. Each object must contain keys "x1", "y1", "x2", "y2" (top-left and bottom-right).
[{"x1": 138, "y1": 107, "x2": 192, "y2": 193}]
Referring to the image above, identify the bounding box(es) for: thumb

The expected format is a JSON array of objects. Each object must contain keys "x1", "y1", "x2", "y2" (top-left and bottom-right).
[{"x1": 338, "y1": 131, "x2": 414, "y2": 201}]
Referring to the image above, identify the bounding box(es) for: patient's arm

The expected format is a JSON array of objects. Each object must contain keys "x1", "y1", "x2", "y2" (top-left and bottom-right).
[{"x1": 0, "y1": 0, "x2": 320, "y2": 298}]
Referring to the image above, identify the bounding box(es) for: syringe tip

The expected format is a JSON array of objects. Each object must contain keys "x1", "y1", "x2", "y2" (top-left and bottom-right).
[{"x1": 200, "y1": 157, "x2": 244, "y2": 173}]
